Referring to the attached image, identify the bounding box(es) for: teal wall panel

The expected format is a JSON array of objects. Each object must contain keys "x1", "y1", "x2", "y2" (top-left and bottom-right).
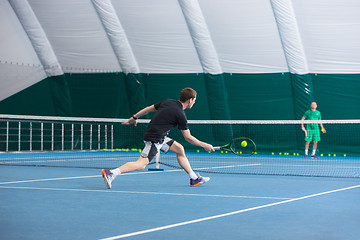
[{"x1": 1, "y1": 72, "x2": 359, "y2": 155}]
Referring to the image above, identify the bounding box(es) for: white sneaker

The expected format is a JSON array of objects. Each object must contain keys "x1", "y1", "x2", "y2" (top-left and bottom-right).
[
  {"x1": 101, "y1": 169, "x2": 114, "y2": 189},
  {"x1": 190, "y1": 173, "x2": 210, "y2": 187}
]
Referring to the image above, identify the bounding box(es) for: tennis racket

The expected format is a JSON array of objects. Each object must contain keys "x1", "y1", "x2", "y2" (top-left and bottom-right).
[
  {"x1": 302, "y1": 129, "x2": 309, "y2": 138},
  {"x1": 214, "y1": 137, "x2": 256, "y2": 157}
]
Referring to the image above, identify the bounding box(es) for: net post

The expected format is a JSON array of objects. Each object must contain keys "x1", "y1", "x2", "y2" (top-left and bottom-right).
[
  {"x1": 71, "y1": 123, "x2": 74, "y2": 151},
  {"x1": 61, "y1": 123, "x2": 64, "y2": 151},
  {"x1": 18, "y1": 121, "x2": 21, "y2": 151},
  {"x1": 98, "y1": 124, "x2": 101, "y2": 150},
  {"x1": 111, "y1": 125, "x2": 114, "y2": 150},
  {"x1": 89, "y1": 124, "x2": 92, "y2": 150},
  {"x1": 29, "y1": 122, "x2": 32, "y2": 151},
  {"x1": 51, "y1": 123, "x2": 54, "y2": 151},
  {"x1": 105, "y1": 125, "x2": 108, "y2": 149},
  {"x1": 81, "y1": 124, "x2": 83, "y2": 150},
  {"x1": 148, "y1": 152, "x2": 163, "y2": 171},
  {"x1": 41, "y1": 122, "x2": 43, "y2": 151},
  {"x1": 6, "y1": 121, "x2": 9, "y2": 152}
]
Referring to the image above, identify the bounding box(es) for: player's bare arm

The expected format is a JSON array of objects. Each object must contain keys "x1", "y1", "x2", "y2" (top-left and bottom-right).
[
  {"x1": 181, "y1": 129, "x2": 215, "y2": 152},
  {"x1": 122, "y1": 105, "x2": 156, "y2": 126}
]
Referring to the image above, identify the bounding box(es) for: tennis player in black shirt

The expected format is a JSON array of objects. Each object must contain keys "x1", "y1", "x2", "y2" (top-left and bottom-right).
[{"x1": 102, "y1": 88, "x2": 214, "y2": 189}]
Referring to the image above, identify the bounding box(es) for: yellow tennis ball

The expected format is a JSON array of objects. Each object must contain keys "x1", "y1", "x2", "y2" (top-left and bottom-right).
[{"x1": 241, "y1": 140, "x2": 247, "y2": 147}]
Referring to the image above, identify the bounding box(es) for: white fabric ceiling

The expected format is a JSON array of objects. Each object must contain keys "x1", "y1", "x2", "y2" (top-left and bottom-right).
[{"x1": 1, "y1": 0, "x2": 360, "y2": 101}]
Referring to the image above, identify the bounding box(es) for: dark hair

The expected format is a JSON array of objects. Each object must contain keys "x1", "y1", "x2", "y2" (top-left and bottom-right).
[{"x1": 179, "y1": 88, "x2": 197, "y2": 102}]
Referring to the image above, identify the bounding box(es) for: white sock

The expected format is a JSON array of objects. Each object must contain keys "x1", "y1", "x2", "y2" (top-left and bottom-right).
[
  {"x1": 305, "y1": 150, "x2": 308, "y2": 155},
  {"x1": 110, "y1": 168, "x2": 121, "y2": 177},
  {"x1": 312, "y1": 149, "x2": 316, "y2": 155},
  {"x1": 188, "y1": 171, "x2": 198, "y2": 180}
]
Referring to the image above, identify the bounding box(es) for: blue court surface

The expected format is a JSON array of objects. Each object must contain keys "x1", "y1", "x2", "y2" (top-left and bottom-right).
[{"x1": 0, "y1": 154, "x2": 360, "y2": 240}]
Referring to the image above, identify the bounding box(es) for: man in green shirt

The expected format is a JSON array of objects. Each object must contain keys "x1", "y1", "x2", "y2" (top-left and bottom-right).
[{"x1": 301, "y1": 102, "x2": 326, "y2": 159}]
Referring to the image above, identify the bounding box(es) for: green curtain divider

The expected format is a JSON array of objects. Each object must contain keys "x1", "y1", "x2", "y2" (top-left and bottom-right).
[
  {"x1": 123, "y1": 73, "x2": 146, "y2": 145},
  {"x1": 204, "y1": 73, "x2": 233, "y2": 143},
  {"x1": 1, "y1": 72, "x2": 360, "y2": 155},
  {"x1": 49, "y1": 74, "x2": 73, "y2": 116},
  {"x1": 311, "y1": 74, "x2": 360, "y2": 119},
  {"x1": 0, "y1": 77, "x2": 57, "y2": 116},
  {"x1": 290, "y1": 73, "x2": 315, "y2": 120},
  {"x1": 223, "y1": 73, "x2": 295, "y2": 120},
  {"x1": 65, "y1": 72, "x2": 130, "y2": 118},
  {"x1": 124, "y1": 73, "x2": 147, "y2": 116},
  {"x1": 289, "y1": 73, "x2": 315, "y2": 151}
]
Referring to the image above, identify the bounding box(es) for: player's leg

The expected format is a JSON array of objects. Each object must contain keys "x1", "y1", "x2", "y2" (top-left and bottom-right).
[
  {"x1": 101, "y1": 156, "x2": 149, "y2": 189},
  {"x1": 119, "y1": 156, "x2": 150, "y2": 173},
  {"x1": 304, "y1": 141, "x2": 310, "y2": 158},
  {"x1": 311, "y1": 129, "x2": 321, "y2": 159},
  {"x1": 311, "y1": 141, "x2": 319, "y2": 159},
  {"x1": 168, "y1": 141, "x2": 192, "y2": 173},
  {"x1": 101, "y1": 141, "x2": 157, "y2": 189},
  {"x1": 166, "y1": 139, "x2": 210, "y2": 186}
]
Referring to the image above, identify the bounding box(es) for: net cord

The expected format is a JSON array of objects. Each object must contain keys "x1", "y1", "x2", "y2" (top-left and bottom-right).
[{"x1": 1, "y1": 114, "x2": 360, "y2": 124}]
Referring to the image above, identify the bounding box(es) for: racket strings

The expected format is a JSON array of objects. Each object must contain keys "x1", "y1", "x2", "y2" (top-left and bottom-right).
[{"x1": 231, "y1": 139, "x2": 254, "y2": 155}]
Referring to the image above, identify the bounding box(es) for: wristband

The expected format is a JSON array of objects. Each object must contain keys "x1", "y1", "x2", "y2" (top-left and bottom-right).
[{"x1": 132, "y1": 115, "x2": 138, "y2": 120}]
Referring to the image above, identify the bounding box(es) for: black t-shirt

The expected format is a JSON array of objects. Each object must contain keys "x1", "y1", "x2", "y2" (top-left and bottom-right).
[{"x1": 143, "y1": 99, "x2": 189, "y2": 142}]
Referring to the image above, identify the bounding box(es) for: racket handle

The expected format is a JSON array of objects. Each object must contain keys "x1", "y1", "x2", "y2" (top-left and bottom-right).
[{"x1": 213, "y1": 147, "x2": 221, "y2": 150}]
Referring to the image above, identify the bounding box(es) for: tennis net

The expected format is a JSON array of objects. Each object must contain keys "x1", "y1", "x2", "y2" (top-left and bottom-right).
[{"x1": 0, "y1": 114, "x2": 359, "y2": 178}]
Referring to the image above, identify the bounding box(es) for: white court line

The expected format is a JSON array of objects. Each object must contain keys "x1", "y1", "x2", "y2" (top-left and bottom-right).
[
  {"x1": 0, "y1": 169, "x2": 182, "y2": 185},
  {"x1": 0, "y1": 186, "x2": 291, "y2": 200},
  {"x1": 99, "y1": 184, "x2": 360, "y2": 240},
  {"x1": 0, "y1": 164, "x2": 260, "y2": 185}
]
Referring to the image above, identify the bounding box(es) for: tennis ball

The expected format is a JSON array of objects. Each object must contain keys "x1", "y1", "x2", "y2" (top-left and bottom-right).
[{"x1": 241, "y1": 140, "x2": 247, "y2": 147}]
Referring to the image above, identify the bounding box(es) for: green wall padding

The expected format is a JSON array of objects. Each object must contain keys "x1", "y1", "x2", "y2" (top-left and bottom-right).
[
  {"x1": 1, "y1": 72, "x2": 360, "y2": 155},
  {"x1": 124, "y1": 73, "x2": 146, "y2": 116},
  {"x1": 311, "y1": 74, "x2": 360, "y2": 119},
  {"x1": 224, "y1": 73, "x2": 295, "y2": 120},
  {"x1": 142, "y1": 73, "x2": 211, "y2": 120},
  {"x1": 204, "y1": 73, "x2": 233, "y2": 140},
  {"x1": 49, "y1": 74, "x2": 73, "y2": 116},
  {"x1": 0, "y1": 77, "x2": 57, "y2": 116},
  {"x1": 65, "y1": 72, "x2": 130, "y2": 118},
  {"x1": 290, "y1": 73, "x2": 314, "y2": 120}
]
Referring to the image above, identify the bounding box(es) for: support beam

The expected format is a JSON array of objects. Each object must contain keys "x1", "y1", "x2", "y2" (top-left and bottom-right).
[
  {"x1": 91, "y1": 0, "x2": 139, "y2": 74},
  {"x1": 9, "y1": 0, "x2": 72, "y2": 116},
  {"x1": 92, "y1": 0, "x2": 146, "y2": 114},
  {"x1": 178, "y1": 0, "x2": 221, "y2": 74},
  {"x1": 8, "y1": 0, "x2": 63, "y2": 77},
  {"x1": 178, "y1": 0, "x2": 232, "y2": 140},
  {"x1": 270, "y1": 0, "x2": 314, "y2": 119}
]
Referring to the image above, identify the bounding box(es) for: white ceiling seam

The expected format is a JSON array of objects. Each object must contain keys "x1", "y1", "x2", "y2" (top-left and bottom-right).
[
  {"x1": 8, "y1": 0, "x2": 63, "y2": 77},
  {"x1": 92, "y1": 0, "x2": 139, "y2": 74},
  {"x1": 178, "y1": 0, "x2": 222, "y2": 74},
  {"x1": 270, "y1": 0, "x2": 309, "y2": 74}
]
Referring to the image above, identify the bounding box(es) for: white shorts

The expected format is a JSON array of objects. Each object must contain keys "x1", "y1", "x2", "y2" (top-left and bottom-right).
[{"x1": 140, "y1": 137, "x2": 175, "y2": 162}]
